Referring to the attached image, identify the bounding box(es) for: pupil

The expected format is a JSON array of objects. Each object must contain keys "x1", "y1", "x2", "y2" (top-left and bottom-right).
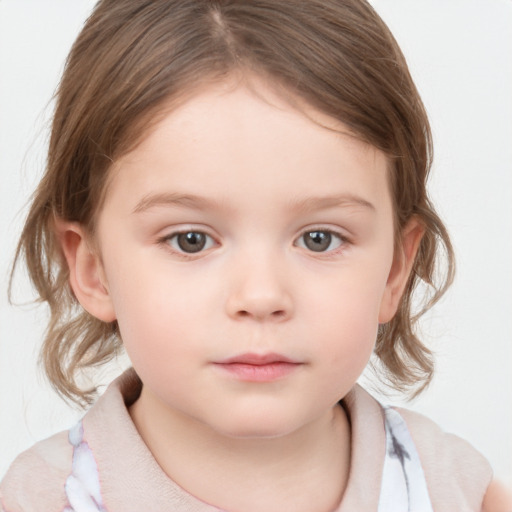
[
  {"x1": 305, "y1": 231, "x2": 331, "y2": 252},
  {"x1": 177, "y1": 232, "x2": 206, "y2": 253}
]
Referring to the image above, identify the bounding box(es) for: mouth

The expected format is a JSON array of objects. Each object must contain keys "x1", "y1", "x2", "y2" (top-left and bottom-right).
[{"x1": 212, "y1": 352, "x2": 303, "y2": 382}]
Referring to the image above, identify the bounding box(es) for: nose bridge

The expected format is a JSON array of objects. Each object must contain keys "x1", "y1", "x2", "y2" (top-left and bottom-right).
[{"x1": 225, "y1": 242, "x2": 293, "y2": 321}]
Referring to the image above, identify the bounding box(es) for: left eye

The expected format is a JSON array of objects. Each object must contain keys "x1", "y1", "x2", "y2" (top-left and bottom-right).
[
  {"x1": 166, "y1": 231, "x2": 215, "y2": 254},
  {"x1": 296, "y1": 230, "x2": 344, "y2": 253}
]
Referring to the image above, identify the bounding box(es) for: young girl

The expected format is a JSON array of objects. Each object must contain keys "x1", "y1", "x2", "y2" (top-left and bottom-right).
[{"x1": 1, "y1": 0, "x2": 510, "y2": 510}]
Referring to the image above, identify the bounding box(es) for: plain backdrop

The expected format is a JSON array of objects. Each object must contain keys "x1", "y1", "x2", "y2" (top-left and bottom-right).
[{"x1": 1, "y1": 0, "x2": 511, "y2": 481}]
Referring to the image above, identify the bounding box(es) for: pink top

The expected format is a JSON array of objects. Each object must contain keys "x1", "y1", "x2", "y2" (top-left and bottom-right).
[{"x1": 0, "y1": 369, "x2": 492, "y2": 511}]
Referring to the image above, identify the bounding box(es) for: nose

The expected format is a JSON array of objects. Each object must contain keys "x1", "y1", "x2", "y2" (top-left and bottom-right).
[{"x1": 225, "y1": 253, "x2": 294, "y2": 322}]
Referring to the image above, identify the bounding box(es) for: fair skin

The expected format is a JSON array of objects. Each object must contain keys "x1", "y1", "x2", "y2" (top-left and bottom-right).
[
  {"x1": 482, "y1": 479, "x2": 512, "y2": 512},
  {"x1": 59, "y1": 77, "x2": 429, "y2": 511}
]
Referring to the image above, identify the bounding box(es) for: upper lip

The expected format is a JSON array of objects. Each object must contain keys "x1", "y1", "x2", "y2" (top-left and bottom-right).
[{"x1": 215, "y1": 352, "x2": 300, "y2": 365}]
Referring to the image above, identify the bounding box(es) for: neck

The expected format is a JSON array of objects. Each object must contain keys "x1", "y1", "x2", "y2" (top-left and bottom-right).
[{"x1": 130, "y1": 387, "x2": 351, "y2": 512}]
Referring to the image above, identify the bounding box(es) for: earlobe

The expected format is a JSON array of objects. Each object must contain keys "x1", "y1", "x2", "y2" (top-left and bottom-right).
[
  {"x1": 54, "y1": 218, "x2": 116, "y2": 323},
  {"x1": 378, "y1": 218, "x2": 425, "y2": 324}
]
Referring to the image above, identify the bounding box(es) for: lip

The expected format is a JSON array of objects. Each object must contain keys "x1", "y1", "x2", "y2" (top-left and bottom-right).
[{"x1": 213, "y1": 352, "x2": 303, "y2": 382}]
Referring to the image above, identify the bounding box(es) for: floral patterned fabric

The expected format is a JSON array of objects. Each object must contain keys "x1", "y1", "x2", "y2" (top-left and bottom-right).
[
  {"x1": 378, "y1": 407, "x2": 433, "y2": 512},
  {"x1": 64, "y1": 422, "x2": 107, "y2": 512}
]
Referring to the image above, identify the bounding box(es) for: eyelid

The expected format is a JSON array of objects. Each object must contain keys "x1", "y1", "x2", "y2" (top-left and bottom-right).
[{"x1": 296, "y1": 225, "x2": 350, "y2": 240}]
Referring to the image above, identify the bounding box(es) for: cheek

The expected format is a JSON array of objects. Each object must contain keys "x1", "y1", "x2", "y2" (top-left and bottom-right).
[
  {"x1": 304, "y1": 266, "x2": 389, "y2": 370},
  {"x1": 306, "y1": 262, "x2": 389, "y2": 327},
  {"x1": 106, "y1": 260, "x2": 216, "y2": 363},
  {"x1": 321, "y1": 303, "x2": 378, "y2": 371},
  {"x1": 326, "y1": 321, "x2": 377, "y2": 373}
]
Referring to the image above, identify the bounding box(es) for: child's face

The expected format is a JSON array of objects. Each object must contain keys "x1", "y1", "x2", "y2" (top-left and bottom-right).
[{"x1": 85, "y1": 79, "x2": 410, "y2": 438}]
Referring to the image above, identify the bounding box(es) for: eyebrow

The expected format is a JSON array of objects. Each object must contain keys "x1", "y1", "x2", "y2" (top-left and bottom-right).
[
  {"x1": 132, "y1": 193, "x2": 222, "y2": 214},
  {"x1": 290, "y1": 194, "x2": 376, "y2": 214},
  {"x1": 132, "y1": 192, "x2": 376, "y2": 214}
]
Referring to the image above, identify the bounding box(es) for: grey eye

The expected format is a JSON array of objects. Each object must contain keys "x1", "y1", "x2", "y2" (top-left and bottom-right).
[
  {"x1": 297, "y1": 231, "x2": 343, "y2": 252},
  {"x1": 170, "y1": 232, "x2": 213, "y2": 253}
]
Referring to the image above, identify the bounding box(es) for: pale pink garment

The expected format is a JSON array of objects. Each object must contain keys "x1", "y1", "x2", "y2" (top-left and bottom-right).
[{"x1": 0, "y1": 369, "x2": 492, "y2": 511}]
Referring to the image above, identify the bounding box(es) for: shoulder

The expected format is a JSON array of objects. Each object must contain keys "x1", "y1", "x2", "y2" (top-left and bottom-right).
[
  {"x1": 396, "y1": 406, "x2": 493, "y2": 511},
  {"x1": 0, "y1": 430, "x2": 72, "y2": 512},
  {"x1": 481, "y1": 478, "x2": 512, "y2": 512}
]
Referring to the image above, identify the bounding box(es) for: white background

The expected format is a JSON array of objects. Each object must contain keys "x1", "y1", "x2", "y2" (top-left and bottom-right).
[{"x1": 1, "y1": 0, "x2": 511, "y2": 481}]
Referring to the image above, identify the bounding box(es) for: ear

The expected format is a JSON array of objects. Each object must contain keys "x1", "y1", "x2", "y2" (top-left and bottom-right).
[
  {"x1": 54, "y1": 218, "x2": 116, "y2": 323},
  {"x1": 378, "y1": 218, "x2": 424, "y2": 324}
]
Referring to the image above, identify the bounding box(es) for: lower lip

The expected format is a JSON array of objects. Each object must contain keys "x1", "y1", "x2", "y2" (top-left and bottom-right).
[{"x1": 213, "y1": 362, "x2": 301, "y2": 382}]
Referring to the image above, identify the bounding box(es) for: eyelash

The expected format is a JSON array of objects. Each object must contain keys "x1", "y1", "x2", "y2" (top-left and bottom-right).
[{"x1": 158, "y1": 227, "x2": 350, "y2": 258}]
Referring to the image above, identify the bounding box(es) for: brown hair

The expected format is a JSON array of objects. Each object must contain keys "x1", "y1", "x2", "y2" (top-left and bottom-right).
[{"x1": 11, "y1": 0, "x2": 454, "y2": 406}]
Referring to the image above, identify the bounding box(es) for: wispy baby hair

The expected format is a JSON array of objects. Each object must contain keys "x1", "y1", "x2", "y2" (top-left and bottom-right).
[{"x1": 12, "y1": 0, "x2": 454, "y2": 405}]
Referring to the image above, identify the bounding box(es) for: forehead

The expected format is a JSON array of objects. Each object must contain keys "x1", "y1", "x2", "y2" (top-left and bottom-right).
[{"x1": 103, "y1": 77, "x2": 391, "y2": 217}]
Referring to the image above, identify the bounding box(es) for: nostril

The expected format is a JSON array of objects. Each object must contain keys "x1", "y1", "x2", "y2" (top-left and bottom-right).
[{"x1": 235, "y1": 309, "x2": 287, "y2": 320}]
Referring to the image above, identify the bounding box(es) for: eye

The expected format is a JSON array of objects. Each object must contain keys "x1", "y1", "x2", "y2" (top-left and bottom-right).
[
  {"x1": 296, "y1": 230, "x2": 344, "y2": 253},
  {"x1": 166, "y1": 231, "x2": 215, "y2": 254}
]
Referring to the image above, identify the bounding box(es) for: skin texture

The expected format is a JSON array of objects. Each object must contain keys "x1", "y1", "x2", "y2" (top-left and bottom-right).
[
  {"x1": 482, "y1": 478, "x2": 512, "y2": 512},
  {"x1": 59, "y1": 78, "x2": 424, "y2": 512}
]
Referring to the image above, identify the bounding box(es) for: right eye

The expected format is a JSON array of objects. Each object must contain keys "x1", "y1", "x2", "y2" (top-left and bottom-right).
[{"x1": 165, "y1": 231, "x2": 215, "y2": 254}]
